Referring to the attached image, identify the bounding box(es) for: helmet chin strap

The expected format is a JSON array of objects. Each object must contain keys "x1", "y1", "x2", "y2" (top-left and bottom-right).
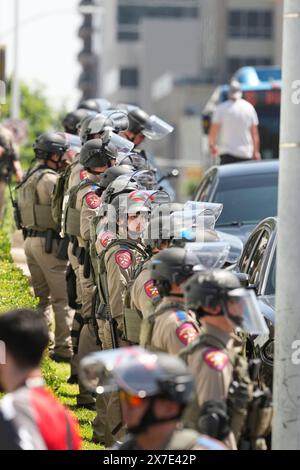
[{"x1": 128, "y1": 398, "x2": 182, "y2": 435}]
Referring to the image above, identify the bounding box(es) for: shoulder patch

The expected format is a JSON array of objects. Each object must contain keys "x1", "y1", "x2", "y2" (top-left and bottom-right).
[
  {"x1": 115, "y1": 250, "x2": 132, "y2": 269},
  {"x1": 100, "y1": 231, "x2": 116, "y2": 248},
  {"x1": 144, "y1": 279, "x2": 160, "y2": 300},
  {"x1": 175, "y1": 310, "x2": 187, "y2": 322},
  {"x1": 203, "y1": 348, "x2": 229, "y2": 371},
  {"x1": 176, "y1": 323, "x2": 199, "y2": 346},
  {"x1": 85, "y1": 191, "x2": 101, "y2": 209},
  {"x1": 80, "y1": 169, "x2": 88, "y2": 181}
]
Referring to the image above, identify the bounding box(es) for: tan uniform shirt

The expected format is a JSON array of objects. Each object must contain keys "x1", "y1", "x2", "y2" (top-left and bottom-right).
[
  {"x1": 96, "y1": 234, "x2": 147, "y2": 334},
  {"x1": 186, "y1": 323, "x2": 239, "y2": 449},
  {"x1": 187, "y1": 324, "x2": 235, "y2": 406},
  {"x1": 130, "y1": 260, "x2": 161, "y2": 319},
  {"x1": 74, "y1": 173, "x2": 101, "y2": 247},
  {"x1": 36, "y1": 169, "x2": 57, "y2": 206},
  {"x1": 67, "y1": 159, "x2": 87, "y2": 190},
  {"x1": 150, "y1": 296, "x2": 200, "y2": 354}
]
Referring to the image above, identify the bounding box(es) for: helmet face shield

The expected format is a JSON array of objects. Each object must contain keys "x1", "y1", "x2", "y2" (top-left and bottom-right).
[
  {"x1": 109, "y1": 132, "x2": 134, "y2": 156},
  {"x1": 186, "y1": 242, "x2": 230, "y2": 271},
  {"x1": 79, "y1": 346, "x2": 194, "y2": 404},
  {"x1": 226, "y1": 288, "x2": 269, "y2": 335},
  {"x1": 142, "y1": 115, "x2": 174, "y2": 140},
  {"x1": 184, "y1": 201, "x2": 223, "y2": 223},
  {"x1": 171, "y1": 211, "x2": 216, "y2": 241}
]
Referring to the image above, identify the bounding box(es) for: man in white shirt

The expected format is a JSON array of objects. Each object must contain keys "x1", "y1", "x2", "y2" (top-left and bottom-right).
[{"x1": 209, "y1": 81, "x2": 261, "y2": 165}]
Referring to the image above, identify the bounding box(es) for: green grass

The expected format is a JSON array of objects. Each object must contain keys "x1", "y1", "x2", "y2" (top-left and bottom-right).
[
  {"x1": 42, "y1": 358, "x2": 102, "y2": 450},
  {"x1": 0, "y1": 193, "x2": 103, "y2": 450}
]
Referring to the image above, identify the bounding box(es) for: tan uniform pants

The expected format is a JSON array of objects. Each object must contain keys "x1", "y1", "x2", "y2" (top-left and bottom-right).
[
  {"x1": 76, "y1": 265, "x2": 103, "y2": 409},
  {"x1": 94, "y1": 319, "x2": 126, "y2": 447},
  {"x1": 68, "y1": 243, "x2": 82, "y2": 377},
  {"x1": 24, "y1": 236, "x2": 73, "y2": 358}
]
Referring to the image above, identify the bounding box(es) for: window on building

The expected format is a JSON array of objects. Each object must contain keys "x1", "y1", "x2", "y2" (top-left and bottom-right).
[
  {"x1": 117, "y1": 4, "x2": 199, "y2": 41},
  {"x1": 227, "y1": 57, "x2": 272, "y2": 77},
  {"x1": 228, "y1": 10, "x2": 273, "y2": 39},
  {"x1": 120, "y1": 67, "x2": 139, "y2": 87}
]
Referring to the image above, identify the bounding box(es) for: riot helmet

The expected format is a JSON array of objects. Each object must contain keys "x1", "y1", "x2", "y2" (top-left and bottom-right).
[
  {"x1": 150, "y1": 247, "x2": 201, "y2": 297},
  {"x1": 62, "y1": 108, "x2": 94, "y2": 135},
  {"x1": 184, "y1": 270, "x2": 269, "y2": 335},
  {"x1": 79, "y1": 139, "x2": 117, "y2": 172},
  {"x1": 79, "y1": 346, "x2": 194, "y2": 433},
  {"x1": 77, "y1": 98, "x2": 111, "y2": 113},
  {"x1": 33, "y1": 132, "x2": 69, "y2": 169}
]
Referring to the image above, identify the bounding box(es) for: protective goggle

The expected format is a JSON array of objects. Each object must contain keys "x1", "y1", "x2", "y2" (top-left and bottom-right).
[
  {"x1": 119, "y1": 390, "x2": 144, "y2": 407},
  {"x1": 225, "y1": 288, "x2": 269, "y2": 336}
]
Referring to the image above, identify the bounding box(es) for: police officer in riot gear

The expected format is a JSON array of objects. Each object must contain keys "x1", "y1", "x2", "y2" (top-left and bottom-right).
[
  {"x1": 181, "y1": 269, "x2": 271, "y2": 449},
  {"x1": 62, "y1": 138, "x2": 117, "y2": 411},
  {"x1": 139, "y1": 247, "x2": 200, "y2": 354},
  {"x1": 79, "y1": 347, "x2": 226, "y2": 450},
  {"x1": 16, "y1": 132, "x2": 73, "y2": 361}
]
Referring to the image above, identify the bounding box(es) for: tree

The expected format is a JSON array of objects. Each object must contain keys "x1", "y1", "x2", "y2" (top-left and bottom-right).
[{"x1": 1, "y1": 80, "x2": 61, "y2": 166}]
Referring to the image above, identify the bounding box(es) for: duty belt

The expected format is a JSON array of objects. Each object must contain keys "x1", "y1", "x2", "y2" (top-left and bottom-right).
[{"x1": 26, "y1": 229, "x2": 61, "y2": 239}]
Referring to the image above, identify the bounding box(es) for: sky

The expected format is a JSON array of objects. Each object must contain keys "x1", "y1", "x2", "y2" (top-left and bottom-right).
[{"x1": 0, "y1": 0, "x2": 82, "y2": 111}]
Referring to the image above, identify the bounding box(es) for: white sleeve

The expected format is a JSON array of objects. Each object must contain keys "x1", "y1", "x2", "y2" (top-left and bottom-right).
[
  {"x1": 212, "y1": 105, "x2": 223, "y2": 124},
  {"x1": 250, "y1": 106, "x2": 259, "y2": 126}
]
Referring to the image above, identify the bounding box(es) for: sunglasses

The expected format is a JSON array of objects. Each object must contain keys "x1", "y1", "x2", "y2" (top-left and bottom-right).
[{"x1": 119, "y1": 390, "x2": 144, "y2": 407}]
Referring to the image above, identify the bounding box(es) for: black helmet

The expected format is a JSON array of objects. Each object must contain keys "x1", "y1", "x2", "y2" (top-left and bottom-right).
[
  {"x1": 98, "y1": 165, "x2": 135, "y2": 191},
  {"x1": 150, "y1": 247, "x2": 200, "y2": 297},
  {"x1": 184, "y1": 270, "x2": 241, "y2": 314},
  {"x1": 77, "y1": 98, "x2": 111, "y2": 113},
  {"x1": 86, "y1": 113, "x2": 113, "y2": 137},
  {"x1": 62, "y1": 108, "x2": 93, "y2": 135},
  {"x1": 79, "y1": 139, "x2": 117, "y2": 169},
  {"x1": 78, "y1": 112, "x2": 98, "y2": 143},
  {"x1": 33, "y1": 132, "x2": 69, "y2": 160},
  {"x1": 80, "y1": 346, "x2": 194, "y2": 406},
  {"x1": 118, "y1": 152, "x2": 149, "y2": 171},
  {"x1": 128, "y1": 107, "x2": 149, "y2": 134},
  {"x1": 102, "y1": 174, "x2": 142, "y2": 204}
]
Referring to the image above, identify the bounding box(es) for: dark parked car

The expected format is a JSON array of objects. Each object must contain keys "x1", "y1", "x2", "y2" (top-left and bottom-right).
[
  {"x1": 194, "y1": 161, "x2": 279, "y2": 243},
  {"x1": 236, "y1": 216, "x2": 277, "y2": 387}
]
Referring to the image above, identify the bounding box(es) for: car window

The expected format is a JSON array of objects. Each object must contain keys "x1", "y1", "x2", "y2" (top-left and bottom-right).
[
  {"x1": 265, "y1": 249, "x2": 276, "y2": 295},
  {"x1": 239, "y1": 229, "x2": 264, "y2": 273},
  {"x1": 247, "y1": 229, "x2": 270, "y2": 288},
  {"x1": 214, "y1": 173, "x2": 278, "y2": 226},
  {"x1": 195, "y1": 171, "x2": 216, "y2": 201}
]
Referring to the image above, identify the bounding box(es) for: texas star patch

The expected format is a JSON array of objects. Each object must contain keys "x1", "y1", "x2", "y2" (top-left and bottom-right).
[
  {"x1": 203, "y1": 348, "x2": 229, "y2": 371},
  {"x1": 176, "y1": 323, "x2": 199, "y2": 346},
  {"x1": 85, "y1": 192, "x2": 101, "y2": 209},
  {"x1": 144, "y1": 279, "x2": 159, "y2": 300},
  {"x1": 100, "y1": 231, "x2": 116, "y2": 248},
  {"x1": 80, "y1": 169, "x2": 88, "y2": 181},
  {"x1": 115, "y1": 250, "x2": 132, "y2": 269}
]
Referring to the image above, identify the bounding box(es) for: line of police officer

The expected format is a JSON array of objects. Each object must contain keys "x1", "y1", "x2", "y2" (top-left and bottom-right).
[{"x1": 13, "y1": 99, "x2": 272, "y2": 450}]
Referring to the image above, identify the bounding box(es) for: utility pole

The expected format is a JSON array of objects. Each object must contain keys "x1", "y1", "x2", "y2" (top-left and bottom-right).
[
  {"x1": 11, "y1": 0, "x2": 20, "y2": 119},
  {"x1": 273, "y1": 0, "x2": 300, "y2": 450}
]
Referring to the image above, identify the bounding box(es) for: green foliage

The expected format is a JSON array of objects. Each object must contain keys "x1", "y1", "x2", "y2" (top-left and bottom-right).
[{"x1": 1, "y1": 80, "x2": 61, "y2": 168}]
